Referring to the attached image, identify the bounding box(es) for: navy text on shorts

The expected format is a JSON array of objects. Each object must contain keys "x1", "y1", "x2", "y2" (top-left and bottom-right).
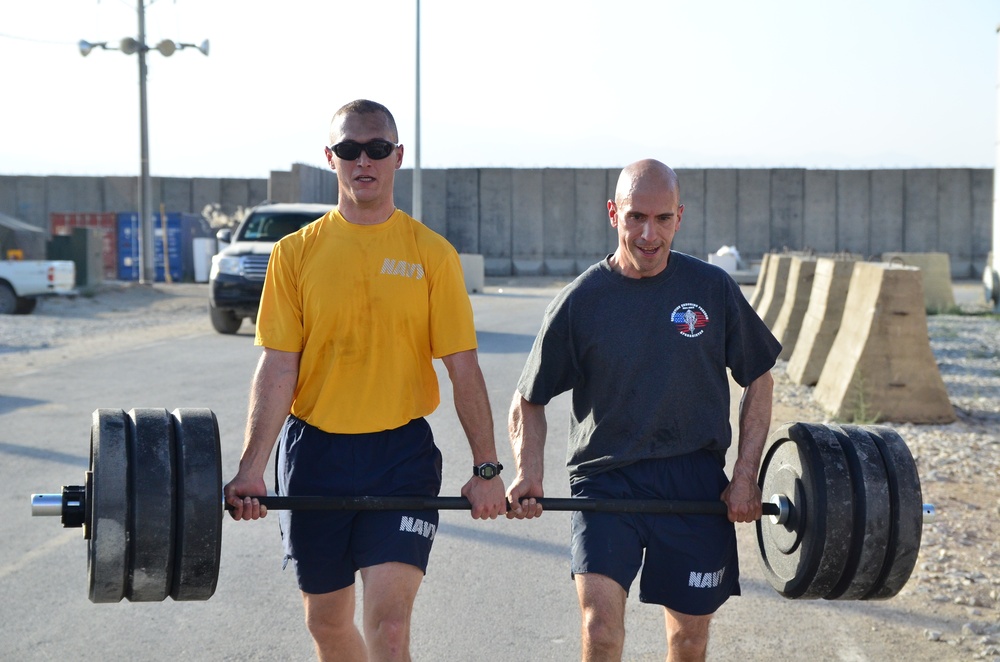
[
  {"x1": 569, "y1": 450, "x2": 740, "y2": 616},
  {"x1": 276, "y1": 415, "x2": 443, "y2": 595}
]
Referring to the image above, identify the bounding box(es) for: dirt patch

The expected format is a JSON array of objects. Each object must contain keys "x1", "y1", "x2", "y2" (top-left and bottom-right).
[{"x1": 0, "y1": 282, "x2": 214, "y2": 374}]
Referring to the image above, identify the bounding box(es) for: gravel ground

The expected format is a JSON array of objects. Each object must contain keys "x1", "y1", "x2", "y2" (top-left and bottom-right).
[
  {"x1": 0, "y1": 282, "x2": 213, "y2": 373},
  {"x1": 2, "y1": 280, "x2": 999, "y2": 659},
  {"x1": 767, "y1": 290, "x2": 1000, "y2": 661}
]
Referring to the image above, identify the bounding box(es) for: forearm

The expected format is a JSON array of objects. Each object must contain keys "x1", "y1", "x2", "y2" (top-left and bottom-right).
[
  {"x1": 239, "y1": 348, "x2": 300, "y2": 476},
  {"x1": 442, "y1": 349, "x2": 507, "y2": 519},
  {"x1": 508, "y1": 394, "x2": 546, "y2": 484},
  {"x1": 442, "y1": 349, "x2": 499, "y2": 464},
  {"x1": 731, "y1": 370, "x2": 774, "y2": 484}
]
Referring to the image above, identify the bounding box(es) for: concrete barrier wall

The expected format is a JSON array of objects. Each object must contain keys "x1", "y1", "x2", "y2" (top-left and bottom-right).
[
  {"x1": 478, "y1": 169, "x2": 513, "y2": 275},
  {"x1": 813, "y1": 263, "x2": 955, "y2": 424},
  {"x1": 269, "y1": 164, "x2": 337, "y2": 204},
  {"x1": 0, "y1": 167, "x2": 991, "y2": 278},
  {"x1": 770, "y1": 256, "x2": 817, "y2": 360},
  {"x1": 870, "y1": 170, "x2": 905, "y2": 257},
  {"x1": 804, "y1": 170, "x2": 837, "y2": 252},
  {"x1": 511, "y1": 169, "x2": 545, "y2": 275},
  {"x1": 754, "y1": 254, "x2": 793, "y2": 328},
  {"x1": 786, "y1": 257, "x2": 858, "y2": 386},
  {"x1": 881, "y1": 252, "x2": 956, "y2": 312}
]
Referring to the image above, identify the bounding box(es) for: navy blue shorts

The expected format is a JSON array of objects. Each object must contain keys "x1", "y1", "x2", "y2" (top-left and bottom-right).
[
  {"x1": 276, "y1": 416, "x2": 442, "y2": 595},
  {"x1": 570, "y1": 450, "x2": 740, "y2": 615}
]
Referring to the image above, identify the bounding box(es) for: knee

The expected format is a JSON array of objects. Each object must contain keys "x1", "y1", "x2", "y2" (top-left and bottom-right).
[
  {"x1": 368, "y1": 614, "x2": 407, "y2": 642},
  {"x1": 365, "y1": 613, "x2": 410, "y2": 659},
  {"x1": 304, "y1": 608, "x2": 354, "y2": 644},
  {"x1": 667, "y1": 629, "x2": 709, "y2": 660},
  {"x1": 582, "y1": 608, "x2": 625, "y2": 653}
]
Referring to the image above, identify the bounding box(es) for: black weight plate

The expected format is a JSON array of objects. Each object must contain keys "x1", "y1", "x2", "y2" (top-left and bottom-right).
[
  {"x1": 125, "y1": 409, "x2": 176, "y2": 602},
  {"x1": 823, "y1": 425, "x2": 891, "y2": 599},
  {"x1": 87, "y1": 409, "x2": 130, "y2": 604},
  {"x1": 756, "y1": 422, "x2": 854, "y2": 599},
  {"x1": 170, "y1": 408, "x2": 223, "y2": 601},
  {"x1": 860, "y1": 425, "x2": 923, "y2": 599}
]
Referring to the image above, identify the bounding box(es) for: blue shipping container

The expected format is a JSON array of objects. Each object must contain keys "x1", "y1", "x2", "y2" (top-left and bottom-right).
[
  {"x1": 116, "y1": 212, "x2": 183, "y2": 282},
  {"x1": 117, "y1": 212, "x2": 140, "y2": 281}
]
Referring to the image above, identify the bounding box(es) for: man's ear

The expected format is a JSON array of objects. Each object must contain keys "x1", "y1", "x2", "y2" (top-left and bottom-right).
[
  {"x1": 324, "y1": 146, "x2": 336, "y2": 171},
  {"x1": 607, "y1": 200, "x2": 619, "y2": 228}
]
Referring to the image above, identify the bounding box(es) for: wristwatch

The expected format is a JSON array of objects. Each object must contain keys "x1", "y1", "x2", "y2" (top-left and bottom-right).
[{"x1": 473, "y1": 462, "x2": 503, "y2": 480}]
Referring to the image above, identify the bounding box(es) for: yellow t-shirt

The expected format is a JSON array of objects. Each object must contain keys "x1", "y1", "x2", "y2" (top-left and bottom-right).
[{"x1": 255, "y1": 208, "x2": 477, "y2": 433}]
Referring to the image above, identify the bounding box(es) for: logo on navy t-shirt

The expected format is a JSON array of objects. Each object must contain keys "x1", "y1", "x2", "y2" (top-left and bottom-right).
[{"x1": 671, "y1": 303, "x2": 709, "y2": 338}]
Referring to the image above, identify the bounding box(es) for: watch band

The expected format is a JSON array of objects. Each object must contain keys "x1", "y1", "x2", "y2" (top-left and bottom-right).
[{"x1": 473, "y1": 462, "x2": 503, "y2": 479}]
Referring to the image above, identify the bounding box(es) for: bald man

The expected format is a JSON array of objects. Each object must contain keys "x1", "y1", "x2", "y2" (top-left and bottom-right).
[{"x1": 506, "y1": 160, "x2": 781, "y2": 661}]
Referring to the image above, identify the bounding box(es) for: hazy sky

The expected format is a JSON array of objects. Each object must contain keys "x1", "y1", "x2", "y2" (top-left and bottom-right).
[{"x1": 1, "y1": 0, "x2": 997, "y2": 178}]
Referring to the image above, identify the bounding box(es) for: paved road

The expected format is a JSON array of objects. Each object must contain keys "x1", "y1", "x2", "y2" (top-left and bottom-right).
[{"x1": 0, "y1": 284, "x2": 962, "y2": 661}]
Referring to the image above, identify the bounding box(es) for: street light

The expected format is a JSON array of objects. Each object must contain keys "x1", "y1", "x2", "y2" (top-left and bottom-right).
[
  {"x1": 79, "y1": 2, "x2": 208, "y2": 284},
  {"x1": 78, "y1": 38, "x2": 208, "y2": 57}
]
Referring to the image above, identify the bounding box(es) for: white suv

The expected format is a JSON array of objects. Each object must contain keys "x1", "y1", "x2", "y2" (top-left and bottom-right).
[{"x1": 208, "y1": 202, "x2": 334, "y2": 333}]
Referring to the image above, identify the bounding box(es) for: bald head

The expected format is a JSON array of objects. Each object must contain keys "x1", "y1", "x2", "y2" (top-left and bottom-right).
[
  {"x1": 606, "y1": 159, "x2": 684, "y2": 278},
  {"x1": 615, "y1": 159, "x2": 680, "y2": 207}
]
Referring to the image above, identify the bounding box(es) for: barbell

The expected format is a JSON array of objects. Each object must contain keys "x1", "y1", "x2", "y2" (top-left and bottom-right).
[{"x1": 30, "y1": 408, "x2": 934, "y2": 604}]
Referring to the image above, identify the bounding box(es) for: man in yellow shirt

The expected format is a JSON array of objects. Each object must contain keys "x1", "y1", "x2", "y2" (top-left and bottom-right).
[{"x1": 224, "y1": 99, "x2": 507, "y2": 661}]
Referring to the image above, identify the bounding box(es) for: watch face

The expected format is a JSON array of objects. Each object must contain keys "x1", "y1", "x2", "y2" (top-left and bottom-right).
[{"x1": 479, "y1": 464, "x2": 497, "y2": 479}]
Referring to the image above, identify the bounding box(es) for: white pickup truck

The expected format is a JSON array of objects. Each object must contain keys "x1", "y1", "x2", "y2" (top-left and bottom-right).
[{"x1": 0, "y1": 260, "x2": 76, "y2": 314}]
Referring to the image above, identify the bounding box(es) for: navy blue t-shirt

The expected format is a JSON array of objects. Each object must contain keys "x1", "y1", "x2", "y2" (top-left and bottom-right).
[{"x1": 517, "y1": 252, "x2": 781, "y2": 478}]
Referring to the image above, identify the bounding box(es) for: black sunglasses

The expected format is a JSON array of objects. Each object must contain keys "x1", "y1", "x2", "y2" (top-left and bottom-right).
[{"x1": 329, "y1": 139, "x2": 399, "y2": 161}]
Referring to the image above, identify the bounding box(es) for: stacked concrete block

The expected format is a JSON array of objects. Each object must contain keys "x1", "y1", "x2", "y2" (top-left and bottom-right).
[
  {"x1": 3, "y1": 166, "x2": 992, "y2": 280},
  {"x1": 770, "y1": 169, "x2": 805, "y2": 251},
  {"x1": 192, "y1": 179, "x2": 223, "y2": 218},
  {"x1": 836, "y1": 170, "x2": 871, "y2": 255},
  {"x1": 542, "y1": 169, "x2": 576, "y2": 275},
  {"x1": 737, "y1": 171, "x2": 771, "y2": 259},
  {"x1": 785, "y1": 257, "x2": 857, "y2": 386},
  {"x1": 47, "y1": 177, "x2": 102, "y2": 215},
  {"x1": 753, "y1": 254, "x2": 793, "y2": 328},
  {"x1": 880, "y1": 252, "x2": 956, "y2": 313},
  {"x1": 479, "y1": 169, "x2": 514, "y2": 276},
  {"x1": 803, "y1": 170, "x2": 837, "y2": 253},
  {"x1": 813, "y1": 263, "x2": 955, "y2": 424},
  {"x1": 574, "y1": 169, "x2": 613, "y2": 272},
  {"x1": 446, "y1": 169, "x2": 479, "y2": 254},
  {"x1": 675, "y1": 169, "x2": 706, "y2": 260},
  {"x1": 511, "y1": 169, "x2": 545, "y2": 275},
  {"x1": 704, "y1": 169, "x2": 739, "y2": 267},
  {"x1": 218, "y1": 179, "x2": 249, "y2": 210},
  {"x1": 904, "y1": 171, "x2": 939, "y2": 252},
  {"x1": 937, "y1": 170, "x2": 975, "y2": 278},
  {"x1": 870, "y1": 170, "x2": 906, "y2": 258},
  {"x1": 770, "y1": 256, "x2": 817, "y2": 360},
  {"x1": 420, "y1": 170, "x2": 449, "y2": 238}
]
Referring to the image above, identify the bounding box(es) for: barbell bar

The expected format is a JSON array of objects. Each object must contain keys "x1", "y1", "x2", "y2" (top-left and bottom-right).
[
  {"x1": 29, "y1": 409, "x2": 935, "y2": 604},
  {"x1": 30, "y1": 495, "x2": 788, "y2": 522},
  {"x1": 34, "y1": 493, "x2": 937, "y2": 527},
  {"x1": 225, "y1": 495, "x2": 786, "y2": 517}
]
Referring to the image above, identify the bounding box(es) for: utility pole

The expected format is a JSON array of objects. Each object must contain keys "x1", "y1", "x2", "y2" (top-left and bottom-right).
[
  {"x1": 413, "y1": 0, "x2": 423, "y2": 221},
  {"x1": 79, "y1": 1, "x2": 208, "y2": 283},
  {"x1": 137, "y1": 0, "x2": 153, "y2": 283}
]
